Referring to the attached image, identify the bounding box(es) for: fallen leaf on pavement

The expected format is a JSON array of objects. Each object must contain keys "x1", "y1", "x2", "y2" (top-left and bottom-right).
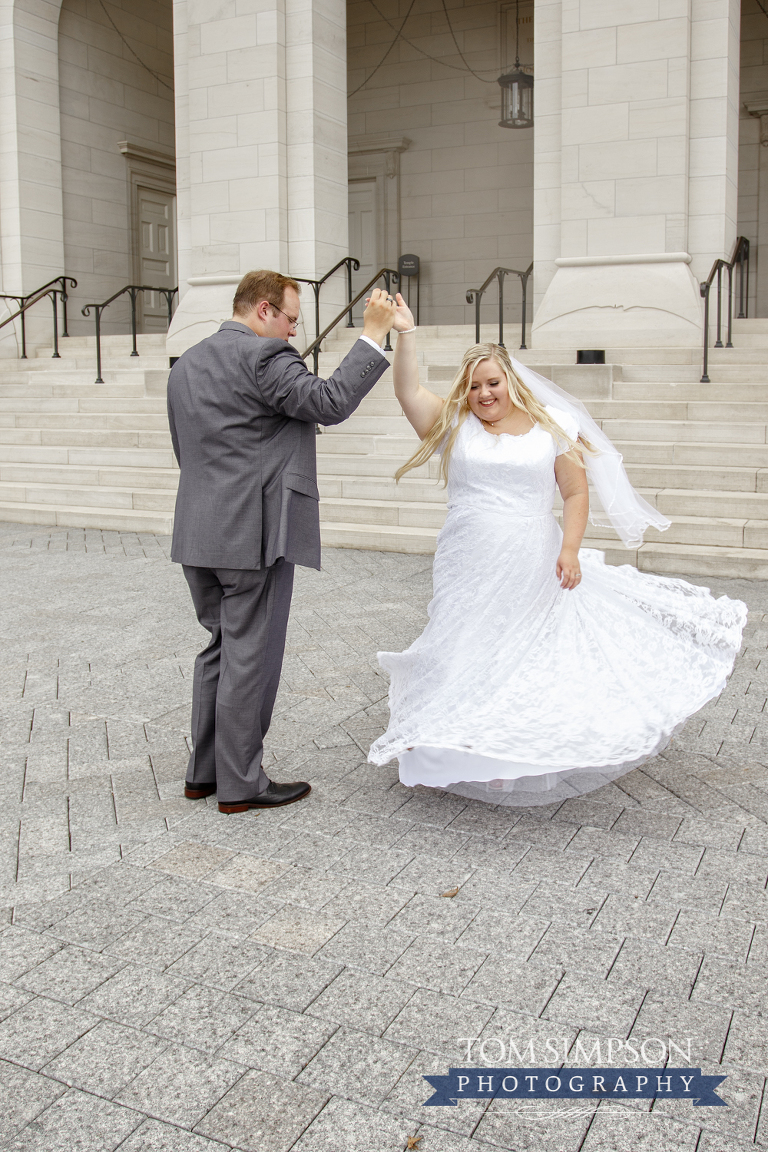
[{"x1": 440, "y1": 887, "x2": 459, "y2": 898}]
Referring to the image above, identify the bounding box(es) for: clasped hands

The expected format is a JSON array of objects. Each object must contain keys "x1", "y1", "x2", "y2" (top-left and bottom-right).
[{"x1": 362, "y1": 289, "x2": 415, "y2": 347}]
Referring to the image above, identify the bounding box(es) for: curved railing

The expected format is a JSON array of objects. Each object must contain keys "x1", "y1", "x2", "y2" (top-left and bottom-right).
[
  {"x1": 293, "y1": 257, "x2": 360, "y2": 363},
  {"x1": 82, "y1": 284, "x2": 178, "y2": 383},
  {"x1": 700, "y1": 237, "x2": 749, "y2": 383},
  {"x1": 301, "y1": 267, "x2": 400, "y2": 372},
  {"x1": 466, "y1": 263, "x2": 533, "y2": 350},
  {"x1": 0, "y1": 276, "x2": 77, "y2": 359}
]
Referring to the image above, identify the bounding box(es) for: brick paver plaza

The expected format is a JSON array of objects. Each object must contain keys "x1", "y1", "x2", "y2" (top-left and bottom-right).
[{"x1": 1, "y1": 520, "x2": 768, "y2": 1151}]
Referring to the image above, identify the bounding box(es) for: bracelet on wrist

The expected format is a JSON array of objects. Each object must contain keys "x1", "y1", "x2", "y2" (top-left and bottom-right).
[{"x1": 398, "y1": 326, "x2": 416, "y2": 334}]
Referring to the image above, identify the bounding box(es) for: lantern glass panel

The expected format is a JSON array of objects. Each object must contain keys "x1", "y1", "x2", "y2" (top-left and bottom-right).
[{"x1": 498, "y1": 69, "x2": 533, "y2": 129}]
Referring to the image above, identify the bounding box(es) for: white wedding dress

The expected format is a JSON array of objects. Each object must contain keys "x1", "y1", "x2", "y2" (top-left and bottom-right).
[{"x1": 368, "y1": 406, "x2": 747, "y2": 806}]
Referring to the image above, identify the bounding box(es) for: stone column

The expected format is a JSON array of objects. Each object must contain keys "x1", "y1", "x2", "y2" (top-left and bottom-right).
[
  {"x1": 532, "y1": 0, "x2": 741, "y2": 350},
  {"x1": 167, "y1": 0, "x2": 349, "y2": 356},
  {"x1": 0, "y1": 0, "x2": 66, "y2": 352}
]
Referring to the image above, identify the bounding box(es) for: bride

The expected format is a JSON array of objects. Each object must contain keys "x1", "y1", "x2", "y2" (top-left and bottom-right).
[{"x1": 368, "y1": 295, "x2": 747, "y2": 806}]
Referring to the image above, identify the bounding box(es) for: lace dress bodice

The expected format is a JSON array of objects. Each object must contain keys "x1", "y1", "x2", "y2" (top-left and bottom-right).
[{"x1": 447, "y1": 407, "x2": 577, "y2": 520}]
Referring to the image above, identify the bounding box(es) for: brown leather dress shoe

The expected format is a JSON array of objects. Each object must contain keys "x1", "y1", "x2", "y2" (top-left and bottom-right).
[
  {"x1": 184, "y1": 782, "x2": 216, "y2": 799},
  {"x1": 218, "y1": 779, "x2": 311, "y2": 814}
]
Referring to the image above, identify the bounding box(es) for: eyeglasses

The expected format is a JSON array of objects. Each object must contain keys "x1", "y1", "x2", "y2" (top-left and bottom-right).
[{"x1": 270, "y1": 303, "x2": 300, "y2": 328}]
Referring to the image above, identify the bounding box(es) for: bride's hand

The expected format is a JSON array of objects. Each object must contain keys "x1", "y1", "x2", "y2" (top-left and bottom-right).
[
  {"x1": 557, "y1": 549, "x2": 581, "y2": 590},
  {"x1": 392, "y1": 292, "x2": 415, "y2": 333}
]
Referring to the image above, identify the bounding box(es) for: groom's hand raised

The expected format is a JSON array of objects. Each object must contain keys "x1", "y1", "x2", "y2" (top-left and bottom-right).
[{"x1": 362, "y1": 288, "x2": 397, "y2": 348}]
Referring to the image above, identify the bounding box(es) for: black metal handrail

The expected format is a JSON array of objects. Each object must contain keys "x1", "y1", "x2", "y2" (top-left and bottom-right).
[
  {"x1": 82, "y1": 284, "x2": 178, "y2": 383},
  {"x1": 301, "y1": 267, "x2": 400, "y2": 372},
  {"x1": 466, "y1": 262, "x2": 533, "y2": 350},
  {"x1": 0, "y1": 276, "x2": 77, "y2": 359},
  {"x1": 700, "y1": 237, "x2": 749, "y2": 383},
  {"x1": 293, "y1": 257, "x2": 360, "y2": 367}
]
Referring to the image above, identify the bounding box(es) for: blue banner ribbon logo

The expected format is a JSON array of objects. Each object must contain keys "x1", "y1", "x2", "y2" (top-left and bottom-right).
[{"x1": 423, "y1": 1067, "x2": 727, "y2": 1107}]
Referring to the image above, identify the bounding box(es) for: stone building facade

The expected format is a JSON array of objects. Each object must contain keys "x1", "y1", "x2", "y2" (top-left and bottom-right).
[{"x1": 0, "y1": 0, "x2": 764, "y2": 353}]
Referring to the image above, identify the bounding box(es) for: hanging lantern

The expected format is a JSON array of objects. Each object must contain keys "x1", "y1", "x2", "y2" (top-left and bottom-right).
[
  {"x1": 498, "y1": 66, "x2": 533, "y2": 129},
  {"x1": 498, "y1": 0, "x2": 533, "y2": 129}
]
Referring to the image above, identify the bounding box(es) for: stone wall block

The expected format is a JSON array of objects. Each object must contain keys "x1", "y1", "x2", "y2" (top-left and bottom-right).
[
  {"x1": 614, "y1": 174, "x2": 687, "y2": 217},
  {"x1": 586, "y1": 213, "x2": 667, "y2": 254},
  {"x1": 657, "y1": 134, "x2": 689, "y2": 176},
  {"x1": 561, "y1": 180, "x2": 615, "y2": 221},
  {"x1": 202, "y1": 15, "x2": 259, "y2": 55},
  {"x1": 578, "y1": 139, "x2": 657, "y2": 183},
  {"x1": 580, "y1": 0, "x2": 659, "y2": 29},
  {"x1": 616, "y1": 17, "x2": 689, "y2": 63},
  {"x1": 562, "y1": 27, "x2": 617, "y2": 68},
  {"x1": 562, "y1": 104, "x2": 629, "y2": 144},
  {"x1": 629, "y1": 99, "x2": 688, "y2": 139},
  {"x1": 588, "y1": 59, "x2": 669, "y2": 105}
]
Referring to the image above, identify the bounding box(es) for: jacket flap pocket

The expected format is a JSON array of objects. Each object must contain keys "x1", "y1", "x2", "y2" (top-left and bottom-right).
[{"x1": 285, "y1": 473, "x2": 319, "y2": 500}]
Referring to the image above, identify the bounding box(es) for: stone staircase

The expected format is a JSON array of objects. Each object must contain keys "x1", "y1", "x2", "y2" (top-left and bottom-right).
[
  {"x1": 0, "y1": 325, "x2": 767, "y2": 578},
  {"x1": 0, "y1": 335, "x2": 177, "y2": 534},
  {"x1": 315, "y1": 321, "x2": 768, "y2": 578}
]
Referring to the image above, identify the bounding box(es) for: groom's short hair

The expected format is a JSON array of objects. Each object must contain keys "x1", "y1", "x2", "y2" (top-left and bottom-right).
[{"x1": 233, "y1": 270, "x2": 301, "y2": 318}]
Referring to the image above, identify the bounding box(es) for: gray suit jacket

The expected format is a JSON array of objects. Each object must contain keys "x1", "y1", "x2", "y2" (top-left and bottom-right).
[{"x1": 167, "y1": 320, "x2": 388, "y2": 570}]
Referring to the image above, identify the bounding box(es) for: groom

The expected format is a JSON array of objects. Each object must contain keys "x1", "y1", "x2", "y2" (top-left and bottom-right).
[{"x1": 167, "y1": 270, "x2": 394, "y2": 813}]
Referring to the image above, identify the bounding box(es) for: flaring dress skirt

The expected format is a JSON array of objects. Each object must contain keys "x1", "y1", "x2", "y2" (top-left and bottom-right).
[{"x1": 368, "y1": 407, "x2": 747, "y2": 806}]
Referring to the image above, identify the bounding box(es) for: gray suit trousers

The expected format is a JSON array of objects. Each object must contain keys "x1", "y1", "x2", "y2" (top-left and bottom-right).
[{"x1": 183, "y1": 560, "x2": 295, "y2": 802}]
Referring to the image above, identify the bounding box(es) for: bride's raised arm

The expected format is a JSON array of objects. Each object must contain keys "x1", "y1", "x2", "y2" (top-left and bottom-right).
[{"x1": 391, "y1": 293, "x2": 443, "y2": 440}]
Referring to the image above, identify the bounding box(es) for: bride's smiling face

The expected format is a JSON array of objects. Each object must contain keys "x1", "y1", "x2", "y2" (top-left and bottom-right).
[{"x1": 466, "y1": 359, "x2": 512, "y2": 423}]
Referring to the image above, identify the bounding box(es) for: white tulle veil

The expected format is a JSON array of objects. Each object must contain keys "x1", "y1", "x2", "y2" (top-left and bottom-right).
[{"x1": 509, "y1": 355, "x2": 670, "y2": 548}]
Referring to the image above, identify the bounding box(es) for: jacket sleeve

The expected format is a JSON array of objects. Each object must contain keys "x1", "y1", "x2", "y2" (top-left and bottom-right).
[
  {"x1": 166, "y1": 387, "x2": 181, "y2": 465},
  {"x1": 254, "y1": 337, "x2": 389, "y2": 425}
]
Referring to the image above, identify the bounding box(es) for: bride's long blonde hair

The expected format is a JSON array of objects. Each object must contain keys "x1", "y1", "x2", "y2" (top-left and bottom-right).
[{"x1": 395, "y1": 343, "x2": 594, "y2": 484}]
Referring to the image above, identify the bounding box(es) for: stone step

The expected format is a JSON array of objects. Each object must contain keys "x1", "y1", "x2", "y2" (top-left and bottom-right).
[
  {"x1": 323, "y1": 415, "x2": 419, "y2": 436},
  {"x1": 319, "y1": 497, "x2": 446, "y2": 529},
  {"x1": 0, "y1": 444, "x2": 176, "y2": 467},
  {"x1": 0, "y1": 382, "x2": 152, "y2": 399},
  {"x1": 348, "y1": 396, "x2": 768, "y2": 423},
  {"x1": 318, "y1": 431, "x2": 763, "y2": 467},
  {"x1": 319, "y1": 475, "x2": 447, "y2": 503},
  {"x1": 623, "y1": 462, "x2": 762, "y2": 491},
  {"x1": 7, "y1": 413, "x2": 169, "y2": 431},
  {"x1": 617, "y1": 382, "x2": 768, "y2": 405},
  {"x1": 602, "y1": 420, "x2": 764, "y2": 444},
  {"x1": 318, "y1": 520, "x2": 768, "y2": 578},
  {"x1": 636, "y1": 542, "x2": 768, "y2": 579},
  {"x1": 733, "y1": 318, "x2": 768, "y2": 334},
  {"x1": 0, "y1": 396, "x2": 166, "y2": 416},
  {"x1": 655, "y1": 488, "x2": 768, "y2": 518},
  {"x1": 0, "y1": 428, "x2": 170, "y2": 450},
  {"x1": 0, "y1": 499, "x2": 173, "y2": 533},
  {"x1": 316, "y1": 451, "x2": 435, "y2": 478},
  {"x1": 5, "y1": 364, "x2": 167, "y2": 378},
  {"x1": 42, "y1": 332, "x2": 169, "y2": 344},
  {"x1": 317, "y1": 473, "x2": 768, "y2": 520},
  {"x1": 618, "y1": 441, "x2": 768, "y2": 467},
  {"x1": 0, "y1": 462, "x2": 178, "y2": 489},
  {"x1": 0, "y1": 480, "x2": 176, "y2": 512},
  {"x1": 320, "y1": 520, "x2": 441, "y2": 555},
  {"x1": 316, "y1": 497, "x2": 759, "y2": 548},
  {"x1": 622, "y1": 365, "x2": 768, "y2": 383},
  {"x1": 315, "y1": 449, "x2": 761, "y2": 488},
  {"x1": 596, "y1": 400, "x2": 768, "y2": 421},
  {"x1": 22, "y1": 357, "x2": 171, "y2": 373},
  {"x1": 316, "y1": 432, "x2": 419, "y2": 456},
  {"x1": 613, "y1": 381, "x2": 768, "y2": 402}
]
